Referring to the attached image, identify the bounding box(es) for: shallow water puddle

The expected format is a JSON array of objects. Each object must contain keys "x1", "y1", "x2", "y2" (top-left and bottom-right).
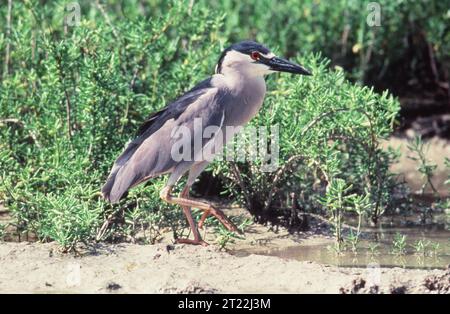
[
  {"x1": 234, "y1": 214, "x2": 450, "y2": 270},
  {"x1": 234, "y1": 241, "x2": 449, "y2": 270}
]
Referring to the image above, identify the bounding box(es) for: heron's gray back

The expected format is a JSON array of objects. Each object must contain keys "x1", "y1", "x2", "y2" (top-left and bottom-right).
[{"x1": 102, "y1": 73, "x2": 266, "y2": 203}]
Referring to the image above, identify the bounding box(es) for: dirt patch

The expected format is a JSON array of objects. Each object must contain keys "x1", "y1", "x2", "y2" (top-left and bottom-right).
[
  {"x1": 0, "y1": 239, "x2": 447, "y2": 294},
  {"x1": 419, "y1": 266, "x2": 450, "y2": 294}
]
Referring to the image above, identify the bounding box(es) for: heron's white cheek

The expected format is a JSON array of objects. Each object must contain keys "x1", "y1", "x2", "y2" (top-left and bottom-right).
[{"x1": 251, "y1": 63, "x2": 273, "y2": 76}]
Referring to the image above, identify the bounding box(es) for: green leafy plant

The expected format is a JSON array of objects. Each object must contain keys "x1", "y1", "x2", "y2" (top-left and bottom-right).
[
  {"x1": 346, "y1": 230, "x2": 360, "y2": 253},
  {"x1": 319, "y1": 179, "x2": 352, "y2": 250},
  {"x1": 430, "y1": 242, "x2": 440, "y2": 257},
  {"x1": 407, "y1": 135, "x2": 439, "y2": 196},
  {"x1": 367, "y1": 242, "x2": 380, "y2": 256},
  {"x1": 35, "y1": 190, "x2": 103, "y2": 251},
  {"x1": 392, "y1": 232, "x2": 407, "y2": 255},
  {"x1": 411, "y1": 239, "x2": 431, "y2": 257},
  {"x1": 345, "y1": 193, "x2": 372, "y2": 252}
]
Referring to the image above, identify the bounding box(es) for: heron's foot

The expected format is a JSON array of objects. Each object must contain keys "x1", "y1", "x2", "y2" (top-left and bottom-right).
[
  {"x1": 160, "y1": 185, "x2": 242, "y2": 238},
  {"x1": 175, "y1": 238, "x2": 209, "y2": 246},
  {"x1": 198, "y1": 207, "x2": 242, "y2": 234}
]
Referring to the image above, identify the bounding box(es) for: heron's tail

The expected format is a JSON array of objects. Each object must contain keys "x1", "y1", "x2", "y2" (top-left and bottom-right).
[
  {"x1": 102, "y1": 136, "x2": 170, "y2": 203},
  {"x1": 101, "y1": 143, "x2": 140, "y2": 203},
  {"x1": 101, "y1": 168, "x2": 121, "y2": 203}
]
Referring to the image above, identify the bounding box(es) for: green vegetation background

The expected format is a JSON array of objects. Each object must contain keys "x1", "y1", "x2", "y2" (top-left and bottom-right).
[{"x1": 0, "y1": 0, "x2": 447, "y2": 249}]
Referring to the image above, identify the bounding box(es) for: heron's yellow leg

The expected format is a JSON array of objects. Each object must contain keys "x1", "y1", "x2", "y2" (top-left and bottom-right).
[{"x1": 160, "y1": 185, "x2": 239, "y2": 234}]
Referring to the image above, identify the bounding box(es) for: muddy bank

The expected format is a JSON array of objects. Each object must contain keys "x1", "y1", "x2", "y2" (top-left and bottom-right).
[{"x1": 0, "y1": 241, "x2": 448, "y2": 294}]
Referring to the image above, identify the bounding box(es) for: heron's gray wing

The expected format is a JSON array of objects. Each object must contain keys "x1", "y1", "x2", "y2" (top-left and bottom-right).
[
  {"x1": 108, "y1": 78, "x2": 213, "y2": 172},
  {"x1": 102, "y1": 78, "x2": 228, "y2": 203},
  {"x1": 136, "y1": 78, "x2": 214, "y2": 138}
]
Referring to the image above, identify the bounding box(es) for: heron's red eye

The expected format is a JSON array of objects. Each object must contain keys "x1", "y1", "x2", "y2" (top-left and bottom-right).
[{"x1": 250, "y1": 51, "x2": 260, "y2": 61}]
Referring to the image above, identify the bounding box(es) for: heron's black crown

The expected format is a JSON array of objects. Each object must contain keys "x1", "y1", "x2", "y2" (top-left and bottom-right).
[{"x1": 216, "y1": 41, "x2": 270, "y2": 74}]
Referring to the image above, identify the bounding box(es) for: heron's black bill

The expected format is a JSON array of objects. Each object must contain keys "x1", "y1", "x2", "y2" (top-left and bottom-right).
[{"x1": 267, "y1": 57, "x2": 312, "y2": 76}]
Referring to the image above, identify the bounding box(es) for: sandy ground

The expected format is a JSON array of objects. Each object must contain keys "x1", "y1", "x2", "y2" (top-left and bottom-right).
[
  {"x1": 0, "y1": 236, "x2": 448, "y2": 294},
  {"x1": 0, "y1": 212, "x2": 448, "y2": 294}
]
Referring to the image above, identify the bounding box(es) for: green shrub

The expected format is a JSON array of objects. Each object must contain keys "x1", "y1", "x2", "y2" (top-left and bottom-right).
[
  {"x1": 34, "y1": 189, "x2": 103, "y2": 251},
  {"x1": 0, "y1": 0, "x2": 225, "y2": 247},
  {"x1": 205, "y1": 0, "x2": 450, "y2": 84},
  {"x1": 0, "y1": 0, "x2": 403, "y2": 248}
]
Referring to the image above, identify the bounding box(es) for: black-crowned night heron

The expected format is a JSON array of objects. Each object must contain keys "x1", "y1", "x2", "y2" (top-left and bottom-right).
[{"x1": 102, "y1": 41, "x2": 311, "y2": 245}]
